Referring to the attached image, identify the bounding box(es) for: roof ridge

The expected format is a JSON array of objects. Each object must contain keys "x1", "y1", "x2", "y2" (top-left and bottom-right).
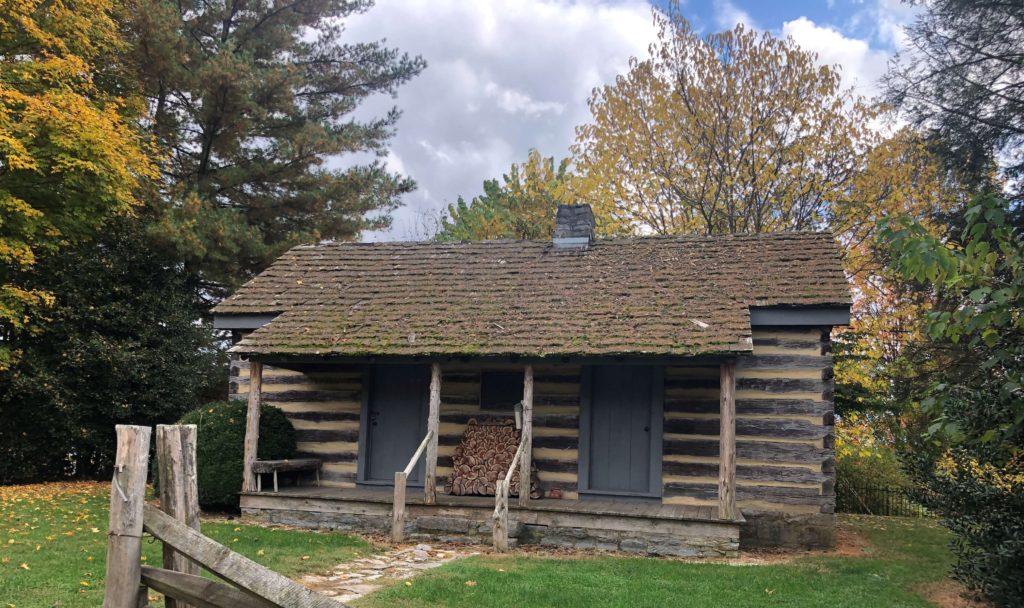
[{"x1": 289, "y1": 230, "x2": 835, "y2": 250}]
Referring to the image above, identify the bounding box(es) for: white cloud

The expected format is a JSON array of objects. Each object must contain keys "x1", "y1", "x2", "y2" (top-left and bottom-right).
[
  {"x1": 713, "y1": 0, "x2": 758, "y2": 30},
  {"x1": 782, "y1": 16, "x2": 891, "y2": 97},
  {"x1": 340, "y1": 0, "x2": 657, "y2": 241},
  {"x1": 870, "y1": 0, "x2": 918, "y2": 48},
  {"x1": 483, "y1": 82, "x2": 566, "y2": 116}
]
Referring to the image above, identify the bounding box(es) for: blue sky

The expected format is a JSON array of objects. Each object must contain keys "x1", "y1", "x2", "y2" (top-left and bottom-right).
[
  {"x1": 667, "y1": 0, "x2": 915, "y2": 51},
  {"x1": 659, "y1": 0, "x2": 904, "y2": 47},
  {"x1": 344, "y1": 0, "x2": 918, "y2": 240}
]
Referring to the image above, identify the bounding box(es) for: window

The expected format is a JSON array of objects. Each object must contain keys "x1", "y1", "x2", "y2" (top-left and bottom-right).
[{"x1": 480, "y1": 370, "x2": 524, "y2": 411}]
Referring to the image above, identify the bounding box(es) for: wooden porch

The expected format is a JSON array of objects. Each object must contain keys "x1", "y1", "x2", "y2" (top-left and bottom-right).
[
  {"x1": 240, "y1": 485, "x2": 743, "y2": 557},
  {"x1": 237, "y1": 359, "x2": 743, "y2": 556}
]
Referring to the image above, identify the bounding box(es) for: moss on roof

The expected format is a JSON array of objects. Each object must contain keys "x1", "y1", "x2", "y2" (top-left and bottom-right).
[{"x1": 216, "y1": 232, "x2": 850, "y2": 357}]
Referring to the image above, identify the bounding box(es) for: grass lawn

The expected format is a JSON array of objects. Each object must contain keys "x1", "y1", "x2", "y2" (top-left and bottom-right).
[
  {"x1": 1, "y1": 481, "x2": 968, "y2": 608},
  {"x1": 0, "y1": 482, "x2": 375, "y2": 607},
  {"x1": 356, "y1": 516, "x2": 962, "y2": 608}
]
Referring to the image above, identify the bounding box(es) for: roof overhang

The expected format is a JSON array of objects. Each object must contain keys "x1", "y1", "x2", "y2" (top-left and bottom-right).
[{"x1": 749, "y1": 305, "x2": 851, "y2": 327}]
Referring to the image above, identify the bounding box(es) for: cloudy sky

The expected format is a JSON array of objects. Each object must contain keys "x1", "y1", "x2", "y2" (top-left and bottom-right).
[{"x1": 347, "y1": 0, "x2": 920, "y2": 241}]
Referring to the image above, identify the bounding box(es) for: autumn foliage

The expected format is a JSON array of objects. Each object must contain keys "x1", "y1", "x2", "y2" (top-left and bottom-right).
[
  {"x1": 570, "y1": 12, "x2": 876, "y2": 236},
  {"x1": 0, "y1": 0, "x2": 156, "y2": 368}
]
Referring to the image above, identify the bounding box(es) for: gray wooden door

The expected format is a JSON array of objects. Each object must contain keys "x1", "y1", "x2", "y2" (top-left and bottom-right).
[
  {"x1": 582, "y1": 365, "x2": 663, "y2": 496},
  {"x1": 363, "y1": 364, "x2": 429, "y2": 485}
]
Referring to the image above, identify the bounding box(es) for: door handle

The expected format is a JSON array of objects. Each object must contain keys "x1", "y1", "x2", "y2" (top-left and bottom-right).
[{"x1": 644, "y1": 426, "x2": 650, "y2": 432}]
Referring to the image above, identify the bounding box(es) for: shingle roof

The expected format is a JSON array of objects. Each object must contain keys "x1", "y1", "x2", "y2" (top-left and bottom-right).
[{"x1": 218, "y1": 232, "x2": 850, "y2": 358}]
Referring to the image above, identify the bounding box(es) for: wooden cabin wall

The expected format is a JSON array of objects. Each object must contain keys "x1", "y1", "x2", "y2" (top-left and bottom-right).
[
  {"x1": 436, "y1": 365, "x2": 581, "y2": 499},
  {"x1": 230, "y1": 327, "x2": 834, "y2": 517},
  {"x1": 661, "y1": 327, "x2": 835, "y2": 517},
  {"x1": 230, "y1": 359, "x2": 582, "y2": 497},
  {"x1": 230, "y1": 358, "x2": 362, "y2": 488}
]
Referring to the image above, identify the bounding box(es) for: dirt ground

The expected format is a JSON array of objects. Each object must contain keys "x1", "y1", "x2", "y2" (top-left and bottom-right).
[{"x1": 917, "y1": 580, "x2": 990, "y2": 608}]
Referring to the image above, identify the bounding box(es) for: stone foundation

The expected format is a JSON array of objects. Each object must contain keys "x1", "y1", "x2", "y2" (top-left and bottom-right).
[
  {"x1": 242, "y1": 499, "x2": 740, "y2": 557},
  {"x1": 519, "y1": 524, "x2": 738, "y2": 557},
  {"x1": 739, "y1": 511, "x2": 836, "y2": 549}
]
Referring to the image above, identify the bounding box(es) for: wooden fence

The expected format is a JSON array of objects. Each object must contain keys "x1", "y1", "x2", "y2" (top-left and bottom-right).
[{"x1": 102, "y1": 424, "x2": 347, "y2": 608}]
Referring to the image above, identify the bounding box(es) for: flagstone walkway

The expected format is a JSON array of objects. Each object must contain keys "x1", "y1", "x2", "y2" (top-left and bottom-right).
[{"x1": 301, "y1": 543, "x2": 477, "y2": 603}]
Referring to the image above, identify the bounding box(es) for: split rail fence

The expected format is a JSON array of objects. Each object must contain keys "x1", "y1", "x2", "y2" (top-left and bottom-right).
[{"x1": 102, "y1": 424, "x2": 347, "y2": 608}]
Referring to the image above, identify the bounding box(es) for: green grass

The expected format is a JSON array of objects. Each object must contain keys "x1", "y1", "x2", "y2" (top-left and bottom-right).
[
  {"x1": 356, "y1": 515, "x2": 957, "y2": 608},
  {"x1": 0, "y1": 482, "x2": 374, "y2": 607},
  {"x1": 1, "y1": 482, "x2": 962, "y2": 608}
]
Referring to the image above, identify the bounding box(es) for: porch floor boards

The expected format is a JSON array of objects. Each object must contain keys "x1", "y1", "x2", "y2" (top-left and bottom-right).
[{"x1": 240, "y1": 485, "x2": 741, "y2": 524}]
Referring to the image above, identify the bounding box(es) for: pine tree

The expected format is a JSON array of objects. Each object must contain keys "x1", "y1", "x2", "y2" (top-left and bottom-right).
[{"x1": 128, "y1": 0, "x2": 426, "y2": 301}]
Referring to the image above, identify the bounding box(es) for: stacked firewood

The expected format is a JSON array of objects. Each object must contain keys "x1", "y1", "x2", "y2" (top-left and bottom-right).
[{"x1": 444, "y1": 418, "x2": 541, "y2": 499}]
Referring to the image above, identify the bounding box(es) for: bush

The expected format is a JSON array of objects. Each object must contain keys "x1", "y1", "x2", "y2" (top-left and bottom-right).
[
  {"x1": 0, "y1": 220, "x2": 221, "y2": 484},
  {"x1": 180, "y1": 401, "x2": 296, "y2": 509},
  {"x1": 908, "y1": 450, "x2": 1024, "y2": 606}
]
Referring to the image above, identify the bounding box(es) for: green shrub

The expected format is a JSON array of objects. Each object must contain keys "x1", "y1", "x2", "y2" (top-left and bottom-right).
[
  {"x1": 907, "y1": 449, "x2": 1024, "y2": 606},
  {"x1": 180, "y1": 400, "x2": 296, "y2": 509}
]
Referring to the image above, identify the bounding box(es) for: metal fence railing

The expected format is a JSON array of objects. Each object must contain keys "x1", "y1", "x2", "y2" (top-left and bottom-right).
[{"x1": 836, "y1": 480, "x2": 931, "y2": 518}]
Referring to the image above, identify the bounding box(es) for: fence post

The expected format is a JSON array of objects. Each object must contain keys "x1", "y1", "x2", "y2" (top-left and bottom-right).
[
  {"x1": 103, "y1": 425, "x2": 152, "y2": 608},
  {"x1": 392, "y1": 471, "x2": 407, "y2": 542},
  {"x1": 492, "y1": 480, "x2": 509, "y2": 552},
  {"x1": 156, "y1": 424, "x2": 201, "y2": 608}
]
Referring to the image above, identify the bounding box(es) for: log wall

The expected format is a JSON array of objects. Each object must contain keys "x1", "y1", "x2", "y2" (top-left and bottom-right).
[
  {"x1": 662, "y1": 327, "x2": 835, "y2": 516},
  {"x1": 231, "y1": 359, "x2": 362, "y2": 487},
  {"x1": 229, "y1": 361, "x2": 583, "y2": 496},
  {"x1": 230, "y1": 326, "x2": 834, "y2": 518}
]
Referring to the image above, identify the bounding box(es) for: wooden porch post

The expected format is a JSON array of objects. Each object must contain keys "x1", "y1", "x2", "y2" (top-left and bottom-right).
[
  {"x1": 424, "y1": 362, "x2": 441, "y2": 504},
  {"x1": 519, "y1": 364, "x2": 534, "y2": 507},
  {"x1": 718, "y1": 360, "x2": 738, "y2": 520},
  {"x1": 242, "y1": 360, "x2": 263, "y2": 493}
]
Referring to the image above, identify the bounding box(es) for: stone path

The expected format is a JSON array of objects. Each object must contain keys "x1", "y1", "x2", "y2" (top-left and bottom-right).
[{"x1": 301, "y1": 543, "x2": 478, "y2": 603}]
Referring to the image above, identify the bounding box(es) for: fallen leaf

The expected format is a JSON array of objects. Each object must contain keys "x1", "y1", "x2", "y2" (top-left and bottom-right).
[
  {"x1": 301, "y1": 555, "x2": 310, "y2": 561},
  {"x1": 404, "y1": 581, "x2": 413, "y2": 587},
  {"x1": 464, "y1": 581, "x2": 477, "y2": 587},
  {"x1": 80, "y1": 581, "x2": 91, "y2": 587},
  {"x1": 257, "y1": 549, "x2": 265, "y2": 557},
  {"x1": 18, "y1": 563, "x2": 29, "y2": 570}
]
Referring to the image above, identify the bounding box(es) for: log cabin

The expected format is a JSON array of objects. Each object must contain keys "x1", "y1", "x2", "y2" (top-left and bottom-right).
[{"x1": 213, "y1": 204, "x2": 850, "y2": 556}]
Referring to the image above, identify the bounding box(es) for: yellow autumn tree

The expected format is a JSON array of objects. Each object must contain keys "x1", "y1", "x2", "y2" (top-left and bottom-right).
[
  {"x1": 570, "y1": 9, "x2": 877, "y2": 235},
  {"x1": 831, "y1": 128, "x2": 967, "y2": 413},
  {"x1": 0, "y1": 0, "x2": 156, "y2": 367}
]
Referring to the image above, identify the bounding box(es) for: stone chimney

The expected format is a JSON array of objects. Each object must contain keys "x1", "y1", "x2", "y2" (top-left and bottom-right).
[{"x1": 553, "y1": 204, "x2": 595, "y2": 250}]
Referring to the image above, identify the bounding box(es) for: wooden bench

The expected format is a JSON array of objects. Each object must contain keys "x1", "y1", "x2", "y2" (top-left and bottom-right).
[{"x1": 252, "y1": 458, "x2": 322, "y2": 493}]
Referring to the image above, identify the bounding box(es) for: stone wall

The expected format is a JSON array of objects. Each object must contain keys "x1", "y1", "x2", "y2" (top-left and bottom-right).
[{"x1": 242, "y1": 498, "x2": 740, "y2": 558}]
